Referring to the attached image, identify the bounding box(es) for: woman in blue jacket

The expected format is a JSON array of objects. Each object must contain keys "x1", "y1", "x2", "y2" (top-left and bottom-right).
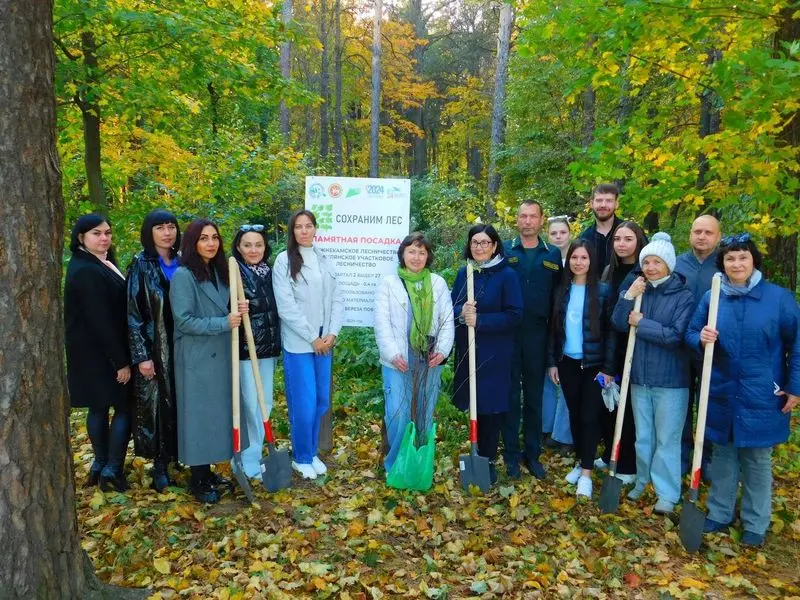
[
  {"x1": 686, "y1": 234, "x2": 800, "y2": 547},
  {"x1": 547, "y1": 240, "x2": 616, "y2": 498},
  {"x1": 612, "y1": 232, "x2": 695, "y2": 514},
  {"x1": 451, "y1": 224, "x2": 523, "y2": 484}
]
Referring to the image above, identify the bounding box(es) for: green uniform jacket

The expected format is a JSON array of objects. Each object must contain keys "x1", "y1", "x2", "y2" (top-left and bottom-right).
[{"x1": 502, "y1": 236, "x2": 562, "y2": 327}]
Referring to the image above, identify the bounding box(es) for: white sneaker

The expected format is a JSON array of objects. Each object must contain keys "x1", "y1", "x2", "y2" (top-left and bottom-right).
[
  {"x1": 616, "y1": 473, "x2": 636, "y2": 485},
  {"x1": 292, "y1": 461, "x2": 317, "y2": 480},
  {"x1": 594, "y1": 457, "x2": 608, "y2": 470},
  {"x1": 311, "y1": 456, "x2": 327, "y2": 475},
  {"x1": 627, "y1": 484, "x2": 646, "y2": 500},
  {"x1": 565, "y1": 465, "x2": 582, "y2": 485},
  {"x1": 576, "y1": 475, "x2": 593, "y2": 498}
]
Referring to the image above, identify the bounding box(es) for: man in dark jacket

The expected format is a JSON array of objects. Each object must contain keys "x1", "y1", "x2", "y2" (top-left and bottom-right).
[
  {"x1": 501, "y1": 200, "x2": 562, "y2": 479},
  {"x1": 674, "y1": 214, "x2": 721, "y2": 474},
  {"x1": 580, "y1": 183, "x2": 623, "y2": 269}
]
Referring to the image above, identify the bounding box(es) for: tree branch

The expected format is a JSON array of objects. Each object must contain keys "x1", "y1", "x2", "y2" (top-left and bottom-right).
[
  {"x1": 628, "y1": 53, "x2": 714, "y2": 92},
  {"x1": 53, "y1": 36, "x2": 80, "y2": 61}
]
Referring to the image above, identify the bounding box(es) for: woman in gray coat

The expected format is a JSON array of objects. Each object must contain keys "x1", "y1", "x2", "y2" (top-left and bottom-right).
[{"x1": 170, "y1": 218, "x2": 248, "y2": 503}]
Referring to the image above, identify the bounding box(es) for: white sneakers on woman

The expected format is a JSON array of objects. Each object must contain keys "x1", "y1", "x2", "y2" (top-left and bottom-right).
[
  {"x1": 576, "y1": 475, "x2": 593, "y2": 498},
  {"x1": 292, "y1": 461, "x2": 317, "y2": 480},
  {"x1": 565, "y1": 465, "x2": 583, "y2": 485},
  {"x1": 311, "y1": 456, "x2": 327, "y2": 475},
  {"x1": 291, "y1": 457, "x2": 327, "y2": 480}
]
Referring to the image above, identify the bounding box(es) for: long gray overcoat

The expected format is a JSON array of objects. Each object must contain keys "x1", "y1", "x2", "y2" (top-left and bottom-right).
[{"x1": 170, "y1": 266, "x2": 249, "y2": 466}]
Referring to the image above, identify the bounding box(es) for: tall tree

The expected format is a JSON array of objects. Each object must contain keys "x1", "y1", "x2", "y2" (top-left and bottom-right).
[
  {"x1": 487, "y1": 2, "x2": 514, "y2": 200},
  {"x1": 279, "y1": 0, "x2": 293, "y2": 143},
  {"x1": 319, "y1": 0, "x2": 330, "y2": 160},
  {"x1": 369, "y1": 0, "x2": 382, "y2": 177},
  {"x1": 0, "y1": 2, "x2": 143, "y2": 598}
]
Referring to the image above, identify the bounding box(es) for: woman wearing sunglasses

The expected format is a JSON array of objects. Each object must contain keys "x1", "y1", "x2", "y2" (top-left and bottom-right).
[
  {"x1": 686, "y1": 233, "x2": 800, "y2": 547},
  {"x1": 273, "y1": 210, "x2": 344, "y2": 480},
  {"x1": 230, "y1": 224, "x2": 281, "y2": 479},
  {"x1": 451, "y1": 224, "x2": 523, "y2": 484}
]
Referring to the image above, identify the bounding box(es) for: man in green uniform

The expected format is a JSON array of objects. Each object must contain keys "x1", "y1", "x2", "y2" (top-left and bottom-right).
[{"x1": 501, "y1": 200, "x2": 563, "y2": 478}]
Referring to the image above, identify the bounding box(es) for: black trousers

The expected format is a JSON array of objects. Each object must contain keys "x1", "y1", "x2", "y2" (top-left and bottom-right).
[
  {"x1": 600, "y1": 390, "x2": 637, "y2": 475},
  {"x1": 477, "y1": 412, "x2": 506, "y2": 463},
  {"x1": 558, "y1": 357, "x2": 604, "y2": 470}
]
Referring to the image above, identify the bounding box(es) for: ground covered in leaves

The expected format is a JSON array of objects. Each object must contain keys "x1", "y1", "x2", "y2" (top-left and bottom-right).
[{"x1": 72, "y1": 335, "x2": 800, "y2": 599}]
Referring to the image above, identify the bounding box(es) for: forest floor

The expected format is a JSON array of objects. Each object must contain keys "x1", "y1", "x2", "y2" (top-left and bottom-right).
[{"x1": 72, "y1": 369, "x2": 800, "y2": 600}]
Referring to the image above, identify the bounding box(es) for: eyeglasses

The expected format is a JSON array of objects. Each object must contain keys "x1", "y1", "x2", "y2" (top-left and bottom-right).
[
  {"x1": 720, "y1": 233, "x2": 751, "y2": 247},
  {"x1": 470, "y1": 239, "x2": 493, "y2": 249},
  {"x1": 239, "y1": 224, "x2": 265, "y2": 232}
]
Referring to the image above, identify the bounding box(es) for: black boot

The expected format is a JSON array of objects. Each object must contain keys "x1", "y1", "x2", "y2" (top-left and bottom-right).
[
  {"x1": 99, "y1": 466, "x2": 130, "y2": 492},
  {"x1": 190, "y1": 465, "x2": 219, "y2": 504},
  {"x1": 150, "y1": 457, "x2": 171, "y2": 493}
]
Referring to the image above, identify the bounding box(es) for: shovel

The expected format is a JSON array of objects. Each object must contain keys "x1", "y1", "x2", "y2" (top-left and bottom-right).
[
  {"x1": 680, "y1": 273, "x2": 722, "y2": 553},
  {"x1": 234, "y1": 268, "x2": 292, "y2": 493},
  {"x1": 459, "y1": 262, "x2": 492, "y2": 493},
  {"x1": 599, "y1": 294, "x2": 642, "y2": 514},
  {"x1": 229, "y1": 258, "x2": 254, "y2": 503}
]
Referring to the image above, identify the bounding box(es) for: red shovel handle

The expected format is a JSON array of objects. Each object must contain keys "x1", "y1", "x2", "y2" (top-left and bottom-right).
[
  {"x1": 469, "y1": 420, "x2": 478, "y2": 444},
  {"x1": 232, "y1": 427, "x2": 241, "y2": 453},
  {"x1": 264, "y1": 419, "x2": 276, "y2": 444}
]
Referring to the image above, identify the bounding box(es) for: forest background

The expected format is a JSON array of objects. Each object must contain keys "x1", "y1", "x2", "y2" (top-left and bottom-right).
[{"x1": 48, "y1": 0, "x2": 800, "y2": 597}]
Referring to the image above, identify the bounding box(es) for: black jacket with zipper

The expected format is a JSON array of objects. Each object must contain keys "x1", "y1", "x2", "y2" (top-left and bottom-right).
[
  {"x1": 236, "y1": 260, "x2": 281, "y2": 359},
  {"x1": 547, "y1": 281, "x2": 617, "y2": 375}
]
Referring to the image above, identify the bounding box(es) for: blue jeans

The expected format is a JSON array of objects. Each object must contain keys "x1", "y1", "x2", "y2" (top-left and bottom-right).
[
  {"x1": 631, "y1": 385, "x2": 688, "y2": 504},
  {"x1": 283, "y1": 350, "x2": 332, "y2": 464},
  {"x1": 382, "y1": 362, "x2": 443, "y2": 471},
  {"x1": 233, "y1": 357, "x2": 276, "y2": 478},
  {"x1": 543, "y1": 375, "x2": 573, "y2": 444},
  {"x1": 707, "y1": 443, "x2": 773, "y2": 535}
]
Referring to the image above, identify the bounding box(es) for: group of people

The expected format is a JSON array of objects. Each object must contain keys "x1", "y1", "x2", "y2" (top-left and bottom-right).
[
  {"x1": 65, "y1": 209, "x2": 340, "y2": 504},
  {"x1": 376, "y1": 183, "x2": 799, "y2": 548},
  {"x1": 65, "y1": 183, "x2": 799, "y2": 547}
]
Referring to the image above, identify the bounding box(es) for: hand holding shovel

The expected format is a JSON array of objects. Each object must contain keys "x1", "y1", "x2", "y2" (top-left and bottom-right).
[
  {"x1": 680, "y1": 273, "x2": 722, "y2": 553},
  {"x1": 598, "y1": 294, "x2": 642, "y2": 514},
  {"x1": 234, "y1": 267, "x2": 292, "y2": 493},
  {"x1": 458, "y1": 262, "x2": 492, "y2": 493},
  {"x1": 229, "y1": 257, "x2": 254, "y2": 504}
]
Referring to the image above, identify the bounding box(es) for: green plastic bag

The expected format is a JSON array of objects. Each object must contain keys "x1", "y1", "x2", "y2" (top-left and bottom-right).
[{"x1": 386, "y1": 421, "x2": 437, "y2": 491}]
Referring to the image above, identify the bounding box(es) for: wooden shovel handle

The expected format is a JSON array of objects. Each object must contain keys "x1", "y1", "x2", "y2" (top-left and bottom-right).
[
  {"x1": 466, "y1": 262, "x2": 478, "y2": 443},
  {"x1": 690, "y1": 273, "x2": 722, "y2": 491},
  {"x1": 233, "y1": 266, "x2": 274, "y2": 444},
  {"x1": 609, "y1": 294, "x2": 642, "y2": 473},
  {"x1": 229, "y1": 257, "x2": 241, "y2": 453}
]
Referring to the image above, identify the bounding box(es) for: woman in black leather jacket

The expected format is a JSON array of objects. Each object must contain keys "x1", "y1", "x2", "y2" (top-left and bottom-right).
[
  {"x1": 547, "y1": 240, "x2": 617, "y2": 499},
  {"x1": 128, "y1": 209, "x2": 182, "y2": 492},
  {"x1": 231, "y1": 224, "x2": 281, "y2": 478}
]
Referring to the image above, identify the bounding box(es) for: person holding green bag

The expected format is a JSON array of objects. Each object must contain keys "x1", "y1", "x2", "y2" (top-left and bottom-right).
[{"x1": 374, "y1": 232, "x2": 454, "y2": 481}]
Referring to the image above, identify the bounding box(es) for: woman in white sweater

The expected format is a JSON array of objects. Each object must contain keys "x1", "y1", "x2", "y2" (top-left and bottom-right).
[
  {"x1": 373, "y1": 232, "x2": 454, "y2": 472},
  {"x1": 273, "y1": 209, "x2": 344, "y2": 480}
]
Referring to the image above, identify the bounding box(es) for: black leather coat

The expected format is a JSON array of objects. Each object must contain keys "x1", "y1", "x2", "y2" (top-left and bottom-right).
[
  {"x1": 127, "y1": 252, "x2": 178, "y2": 460},
  {"x1": 237, "y1": 260, "x2": 281, "y2": 360},
  {"x1": 547, "y1": 282, "x2": 617, "y2": 374}
]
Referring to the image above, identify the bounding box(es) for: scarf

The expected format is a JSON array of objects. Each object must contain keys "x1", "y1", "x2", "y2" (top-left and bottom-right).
[
  {"x1": 721, "y1": 269, "x2": 762, "y2": 297},
  {"x1": 247, "y1": 261, "x2": 271, "y2": 278},
  {"x1": 397, "y1": 267, "x2": 434, "y2": 353},
  {"x1": 470, "y1": 254, "x2": 504, "y2": 273}
]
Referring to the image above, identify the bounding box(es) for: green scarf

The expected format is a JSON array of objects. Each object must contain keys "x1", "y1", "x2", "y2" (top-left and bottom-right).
[{"x1": 398, "y1": 267, "x2": 434, "y2": 353}]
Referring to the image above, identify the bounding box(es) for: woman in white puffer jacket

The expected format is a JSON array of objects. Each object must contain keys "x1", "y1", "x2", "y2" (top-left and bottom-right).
[{"x1": 374, "y1": 232, "x2": 454, "y2": 472}]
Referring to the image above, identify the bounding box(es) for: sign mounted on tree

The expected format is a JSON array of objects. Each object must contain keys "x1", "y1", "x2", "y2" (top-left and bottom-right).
[{"x1": 305, "y1": 176, "x2": 410, "y2": 328}]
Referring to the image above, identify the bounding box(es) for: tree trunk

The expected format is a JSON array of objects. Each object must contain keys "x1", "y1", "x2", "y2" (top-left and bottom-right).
[
  {"x1": 369, "y1": 0, "x2": 382, "y2": 177},
  {"x1": 766, "y1": 7, "x2": 799, "y2": 291},
  {"x1": 697, "y1": 50, "x2": 722, "y2": 193},
  {"x1": 207, "y1": 81, "x2": 220, "y2": 136},
  {"x1": 319, "y1": 0, "x2": 330, "y2": 160},
  {"x1": 279, "y1": 0, "x2": 292, "y2": 144},
  {"x1": 487, "y1": 2, "x2": 513, "y2": 202},
  {"x1": 406, "y1": 0, "x2": 427, "y2": 177},
  {"x1": 467, "y1": 143, "x2": 482, "y2": 180},
  {"x1": 79, "y1": 30, "x2": 106, "y2": 211},
  {"x1": 332, "y1": 0, "x2": 343, "y2": 174}
]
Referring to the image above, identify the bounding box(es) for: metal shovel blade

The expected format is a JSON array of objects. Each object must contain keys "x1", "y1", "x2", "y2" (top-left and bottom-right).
[
  {"x1": 598, "y1": 474, "x2": 623, "y2": 514},
  {"x1": 679, "y1": 500, "x2": 706, "y2": 553},
  {"x1": 459, "y1": 451, "x2": 491, "y2": 493},
  {"x1": 260, "y1": 444, "x2": 292, "y2": 493},
  {"x1": 232, "y1": 454, "x2": 254, "y2": 503}
]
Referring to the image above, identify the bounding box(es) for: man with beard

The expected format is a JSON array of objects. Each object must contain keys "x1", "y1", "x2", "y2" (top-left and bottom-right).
[
  {"x1": 501, "y1": 200, "x2": 562, "y2": 479},
  {"x1": 580, "y1": 183, "x2": 623, "y2": 269}
]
